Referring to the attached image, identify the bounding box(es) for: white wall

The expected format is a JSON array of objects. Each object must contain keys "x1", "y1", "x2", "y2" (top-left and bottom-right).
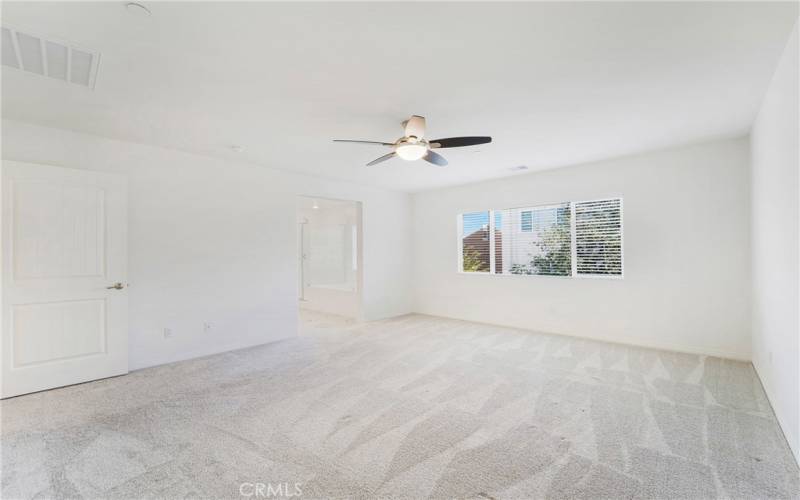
[
  {"x1": 1, "y1": 119, "x2": 413, "y2": 370},
  {"x1": 412, "y1": 137, "x2": 751, "y2": 360},
  {"x1": 751, "y1": 21, "x2": 799, "y2": 464}
]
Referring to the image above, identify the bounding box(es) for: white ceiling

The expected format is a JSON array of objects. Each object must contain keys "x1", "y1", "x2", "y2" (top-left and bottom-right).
[{"x1": 2, "y1": 2, "x2": 797, "y2": 192}]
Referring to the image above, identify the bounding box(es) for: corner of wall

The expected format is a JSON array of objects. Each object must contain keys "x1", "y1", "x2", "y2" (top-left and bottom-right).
[{"x1": 749, "y1": 19, "x2": 800, "y2": 466}]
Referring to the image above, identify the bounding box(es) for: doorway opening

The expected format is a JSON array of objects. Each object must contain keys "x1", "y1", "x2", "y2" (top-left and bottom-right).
[{"x1": 297, "y1": 196, "x2": 363, "y2": 332}]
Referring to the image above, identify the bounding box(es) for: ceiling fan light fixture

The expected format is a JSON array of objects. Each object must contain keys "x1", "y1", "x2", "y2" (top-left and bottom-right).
[{"x1": 395, "y1": 142, "x2": 428, "y2": 161}]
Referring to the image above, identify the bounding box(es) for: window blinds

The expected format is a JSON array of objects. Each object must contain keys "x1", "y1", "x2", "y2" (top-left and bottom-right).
[
  {"x1": 574, "y1": 198, "x2": 623, "y2": 276},
  {"x1": 459, "y1": 198, "x2": 622, "y2": 278}
]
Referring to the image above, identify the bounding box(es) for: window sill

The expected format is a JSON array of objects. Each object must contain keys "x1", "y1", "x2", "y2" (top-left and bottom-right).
[{"x1": 456, "y1": 270, "x2": 624, "y2": 280}]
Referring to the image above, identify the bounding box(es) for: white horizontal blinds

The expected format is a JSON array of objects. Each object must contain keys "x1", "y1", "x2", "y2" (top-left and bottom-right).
[
  {"x1": 461, "y1": 211, "x2": 491, "y2": 273},
  {"x1": 495, "y1": 203, "x2": 571, "y2": 276},
  {"x1": 574, "y1": 198, "x2": 623, "y2": 276}
]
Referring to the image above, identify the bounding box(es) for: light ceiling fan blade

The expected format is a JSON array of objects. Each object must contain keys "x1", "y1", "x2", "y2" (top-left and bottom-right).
[
  {"x1": 366, "y1": 152, "x2": 396, "y2": 166},
  {"x1": 423, "y1": 150, "x2": 448, "y2": 166},
  {"x1": 429, "y1": 136, "x2": 492, "y2": 148},
  {"x1": 334, "y1": 139, "x2": 394, "y2": 146},
  {"x1": 404, "y1": 115, "x2": 426, "y2": 138}
]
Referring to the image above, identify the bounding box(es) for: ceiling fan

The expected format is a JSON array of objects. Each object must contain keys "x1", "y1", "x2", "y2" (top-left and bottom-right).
[{"x1": 334, "y1": 115, "x2": 491, "y2": 167}]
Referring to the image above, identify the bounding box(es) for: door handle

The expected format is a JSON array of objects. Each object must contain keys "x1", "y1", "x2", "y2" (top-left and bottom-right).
[{"x1": 106, "y1": 282, "x2": 125, "y2": 290}]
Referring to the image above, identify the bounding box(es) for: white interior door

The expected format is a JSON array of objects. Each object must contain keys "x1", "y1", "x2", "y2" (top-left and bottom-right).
[{"x1": 1, "y1": 161, "x2": 128, "y2": 398}]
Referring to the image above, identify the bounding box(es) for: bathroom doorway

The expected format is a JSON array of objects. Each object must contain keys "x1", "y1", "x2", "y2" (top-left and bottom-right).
[{"x1": 297, "y1": 196, "x2": 363, "y2": 330}]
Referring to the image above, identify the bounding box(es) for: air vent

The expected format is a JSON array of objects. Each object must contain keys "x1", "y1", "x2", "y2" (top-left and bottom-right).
[{"x1": 1, "y1": 26, "x2": 100, "y2": 88}]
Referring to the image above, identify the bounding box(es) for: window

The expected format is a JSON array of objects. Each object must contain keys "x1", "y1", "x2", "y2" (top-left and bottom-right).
[
  {"x1": 458, "y1": 198, "x2": 622, "y2": 278},
  {"x1": 574, "y1": 199, "x2": 622, "y2": 276},
  {"x1": 520, "y1": 211, "x2": 532, "y2": 232},
  {"x1": 497, "y1": 203, "x2": 571, "y2": 276},
  {"x1": 460, "y1": 211, "x2": 491, "y2": 273}
]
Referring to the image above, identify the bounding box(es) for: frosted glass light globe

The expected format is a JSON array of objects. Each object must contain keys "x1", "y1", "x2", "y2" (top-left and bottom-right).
[{"x1": 395, "y1": 143, "x2": 428, "y2": 161}]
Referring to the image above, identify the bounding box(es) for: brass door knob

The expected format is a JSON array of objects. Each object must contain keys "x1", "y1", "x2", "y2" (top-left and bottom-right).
[{"x1": 106, "y1": 282, "x2": 125, "y2": 290}]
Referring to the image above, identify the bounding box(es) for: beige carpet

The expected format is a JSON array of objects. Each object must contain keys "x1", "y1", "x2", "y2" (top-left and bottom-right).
[{"x1": 2, "y1": 313, "x2": 798, "y2": 499}]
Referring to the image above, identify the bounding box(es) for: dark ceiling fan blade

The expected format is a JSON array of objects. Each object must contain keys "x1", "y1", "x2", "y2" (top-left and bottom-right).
[
  {"x1": 429, "y1": 136, "x2": 492, "y2": 148},
  {"x1": 333, "y1": 139, "x2": 394, "y2": 146},
  {"x1": 423, "y1": 150, "x2": 448, "y2": 166},
  {"x1": 366, "y1": 152, "x2": 396, "y2": 166}
]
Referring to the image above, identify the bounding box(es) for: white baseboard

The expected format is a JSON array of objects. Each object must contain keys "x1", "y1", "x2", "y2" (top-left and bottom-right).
[{"x1": 751, "y1": 360, "x2": 800, "y2": 467}]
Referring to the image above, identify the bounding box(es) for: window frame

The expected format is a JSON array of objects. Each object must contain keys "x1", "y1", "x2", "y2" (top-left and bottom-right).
[
  {"x1": 456, "y1": 197, "x2": 624, "y2": 280},
  {"x1": 456, "y1": 210, "x2": 493, "y2": 274}
]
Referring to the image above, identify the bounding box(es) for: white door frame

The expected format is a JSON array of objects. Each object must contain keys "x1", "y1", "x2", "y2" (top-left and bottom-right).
[{"x1": 296, "y1": 195, "x2": 364, "y2": 321}]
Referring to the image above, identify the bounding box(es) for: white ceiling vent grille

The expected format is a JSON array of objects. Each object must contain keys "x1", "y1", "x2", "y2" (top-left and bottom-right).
[{"x1": 1, "y1": 26, "x2": 100, "y2": 88}]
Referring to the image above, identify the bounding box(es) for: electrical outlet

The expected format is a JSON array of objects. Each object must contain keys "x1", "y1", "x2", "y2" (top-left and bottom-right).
[{"x1": 163, "y1": 327, "x2": 173, "y2": 339}]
